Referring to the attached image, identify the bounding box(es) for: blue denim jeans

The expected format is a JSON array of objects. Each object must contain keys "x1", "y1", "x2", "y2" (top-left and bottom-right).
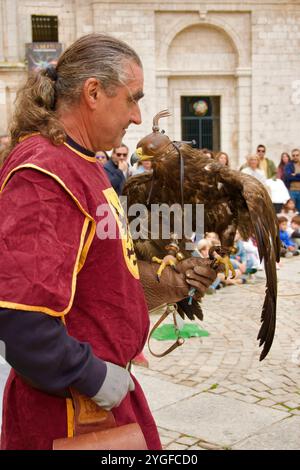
[{"x1": 290, "y1": 190, "x2": 300, "y2": 212}]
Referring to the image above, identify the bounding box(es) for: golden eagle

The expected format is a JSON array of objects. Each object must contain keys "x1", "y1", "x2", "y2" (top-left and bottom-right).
[{"x1": 123, "y1": 110, "x2": 280, "y2": 360}]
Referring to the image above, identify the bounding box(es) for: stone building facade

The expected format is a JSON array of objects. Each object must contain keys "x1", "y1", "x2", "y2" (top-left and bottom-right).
[{"x1": 0, "y1": 0, "x2": 300, "y2": 167}]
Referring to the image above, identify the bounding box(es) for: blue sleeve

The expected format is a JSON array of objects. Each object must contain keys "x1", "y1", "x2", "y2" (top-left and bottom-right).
[
  {"x1": 0, "y1": 308, "x2": 107, "y2": 397},
  {"x1": 284, "y1": 163, "x2": 300, "y2": 183},
  {"x1": 280, "y1": 230, "x2": 295, "y2": 248},
  {"x1": 104, "y1": 162, "x2": 125, "y2": 194}
]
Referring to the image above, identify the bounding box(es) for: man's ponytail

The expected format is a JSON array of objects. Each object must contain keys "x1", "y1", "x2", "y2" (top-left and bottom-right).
[{"x1": 1, "y1": 68, "x2": 65, "y2": 165}]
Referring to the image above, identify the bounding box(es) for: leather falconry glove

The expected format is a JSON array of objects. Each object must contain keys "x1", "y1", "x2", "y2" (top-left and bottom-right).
[
  {"x1": 138, "y1": 258, "x2": 217, "y2": 311},
  {"x1": 92, "y1": 361, "x2": 135, "y2": 411}
]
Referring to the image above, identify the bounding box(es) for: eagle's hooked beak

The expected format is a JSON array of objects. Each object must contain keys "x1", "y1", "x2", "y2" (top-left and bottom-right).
[{"x1": 135, "y1": 147, "x2": 154, "y2": 162}]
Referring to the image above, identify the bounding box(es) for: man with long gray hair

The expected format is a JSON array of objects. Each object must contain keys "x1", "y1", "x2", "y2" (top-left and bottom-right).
[{"x1": 0, "y1": 34, "x2": 216, "y2": 449}]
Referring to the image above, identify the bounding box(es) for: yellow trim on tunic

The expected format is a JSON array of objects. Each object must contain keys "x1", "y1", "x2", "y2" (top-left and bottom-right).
[
  {"x1": 17, "y1": 134, "x2": 96, "y2": 162},
  {"x1": 0, "y1": 164, "x2": 96, "y2": 317},
  {"x1": 0, "y1": 157, "x2": 92, "y2": 438},
  {"x1": 66, "y1": 398, "x2": 75, "y2": 438},
  {"x1": 18, "y1": 132, "x2": 41, "y2": 143},
  {"x1": 64, "y1": 142, "x2": 97, "y2": 162},
  {"x1": 102, "y1": 187, "x2": 140, "y2": 280},
  {"x1": 78, "y1": 220, "x2": 96, "y2": 274}
]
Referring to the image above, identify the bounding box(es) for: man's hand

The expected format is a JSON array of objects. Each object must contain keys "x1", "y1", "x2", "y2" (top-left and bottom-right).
[
  {"x1": 175, "y1": 258, "x2": 217, "y2": 298},
  {"x1": 138, "y1": 258, "x2": 217, "y2": 311},
  {"x1": 91, "y1": 361, "x2": 134, "y2": 410},
  {"x1": 118, "y1": 160, "x2": 128, "y2": 173}
]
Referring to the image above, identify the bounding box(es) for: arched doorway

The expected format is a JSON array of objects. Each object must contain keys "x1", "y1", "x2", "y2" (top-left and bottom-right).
[{"x1": 155, "y1": 21, "x2": 251, "y2": 166}]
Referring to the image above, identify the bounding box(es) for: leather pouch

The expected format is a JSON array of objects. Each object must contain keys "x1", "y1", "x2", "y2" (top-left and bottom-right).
[{"x1": 53, "y1": 390, "x2": 147, "y2": 450}]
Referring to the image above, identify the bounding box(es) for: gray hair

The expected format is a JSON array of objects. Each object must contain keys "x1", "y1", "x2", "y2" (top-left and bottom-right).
[
  {"x1": 55, "y1": 33, "x2": 142, "y2": 104},
  {"x1": 1, "y1": 33, "x2": 142, "y2": 164}
]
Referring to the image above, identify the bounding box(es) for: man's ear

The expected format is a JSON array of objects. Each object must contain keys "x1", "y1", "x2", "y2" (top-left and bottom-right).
[{"x1": 82, "y1": 78, "x2": 101, "y2": 109}]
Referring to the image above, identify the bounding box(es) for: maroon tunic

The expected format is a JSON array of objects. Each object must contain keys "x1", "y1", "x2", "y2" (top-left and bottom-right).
[{"x1": 0, "y1": 135, "x2": 161, "y2": 450}]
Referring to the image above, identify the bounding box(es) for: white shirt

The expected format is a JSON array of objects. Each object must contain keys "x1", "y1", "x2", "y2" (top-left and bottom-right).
[
  {"x1": 265, "y1": 178, "x2": 290, "y2": 204},
  {"x1": 241, "y1": 167, "x2": 267, "y2": 184}
]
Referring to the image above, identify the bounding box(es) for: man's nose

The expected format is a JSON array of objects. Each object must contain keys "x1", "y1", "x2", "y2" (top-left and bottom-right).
[{"x1": 131, "y1": 105, "x2": 142, "y2": 125}]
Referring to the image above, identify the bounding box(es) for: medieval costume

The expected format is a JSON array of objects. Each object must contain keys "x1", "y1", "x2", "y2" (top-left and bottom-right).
[{"x1": 0, "y1": 134, "x2": 161, "y2": 450}]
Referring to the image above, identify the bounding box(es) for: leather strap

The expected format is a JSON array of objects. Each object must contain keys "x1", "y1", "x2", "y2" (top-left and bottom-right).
[{"x1": 147, "y1": 304, "x2": 185, "y2": 358}]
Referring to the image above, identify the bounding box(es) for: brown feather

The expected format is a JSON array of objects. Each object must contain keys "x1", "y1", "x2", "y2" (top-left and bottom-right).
[{"x1": 123, "y1": 142, "x2": 280, "y2": 359}]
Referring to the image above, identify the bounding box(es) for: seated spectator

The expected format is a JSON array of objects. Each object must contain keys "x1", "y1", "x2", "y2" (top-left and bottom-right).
[
  {"x1": 204, "y1": 232, "x2": 247, "y2": 286},
  {"x1": 131, "y1": 160, "x2": 152, "y2": 176},
  {"x1": 229, "y1": 232, "x2": 247, "y2": 274},
  {"x1": 290, "y1": 215, "x2": 300, "y2": 249},
  {"x1": 241, "y1": 155, "x2": 267, "y2": 185},
  {"x1": 215, "y1": 151, "x2": 229, "y2": 167},
  {"x1": 242, "y1": 237, "x2": 260, "y2": 272},
  {"x1": 197, "y1": 238, "x2": 211, "y2": 258},
  {"x1": 278, "y1": 198, "x2": 299, "y2": 230},
  {"x1": 278, "y1": 216, "x2": 299, "y2": 257},
  {"x1": 197, "y1": 238, "x2": 225, "y2": 292},
  {"x1": 204, "y1": 231, "x2": 220, "y2": 245}
]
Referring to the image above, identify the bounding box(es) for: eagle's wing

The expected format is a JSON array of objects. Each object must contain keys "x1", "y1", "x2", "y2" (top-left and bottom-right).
[
  {"x1": 123, "y1": 174, "x2": 204, "y2": 321},
  {"x1": 218, "y1": 168, "x2": 280, "y2": 360},
  {"x1": 123, "y1": 173, "x2": 153, "y2": 208}
]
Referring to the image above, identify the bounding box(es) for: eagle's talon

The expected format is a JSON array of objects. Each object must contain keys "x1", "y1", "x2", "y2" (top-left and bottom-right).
[
  {"x1": 152, "y1": 255, "x2": 177, "y2": 281},
  {"x1": 214, "y1": 255, "x2": 236, "y2": 279}
]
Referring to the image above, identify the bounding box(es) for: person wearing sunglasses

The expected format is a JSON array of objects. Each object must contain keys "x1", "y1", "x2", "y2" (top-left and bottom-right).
[
  {"x1": 256, "y1": 144, "x2": 277, "y2": 179},
  {"x1": 104, "y1": 143, "x2": 129, "y2": 194}
]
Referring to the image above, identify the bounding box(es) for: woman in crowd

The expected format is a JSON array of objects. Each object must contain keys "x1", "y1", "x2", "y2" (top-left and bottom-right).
[
  {"x1": 277, "y1": 152, "x2": 290, "y2": 182},
  {"x1": 215, "y1": 151, "x2": 229, "y2": 167}
]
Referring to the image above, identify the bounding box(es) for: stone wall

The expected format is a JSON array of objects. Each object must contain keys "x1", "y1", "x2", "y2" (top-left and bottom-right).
[{"x1": 0, "y1": 0, "x2": 299, "y2": 167}]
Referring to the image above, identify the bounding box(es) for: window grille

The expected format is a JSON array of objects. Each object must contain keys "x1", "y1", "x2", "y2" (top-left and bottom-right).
[{"x1": 32, "y1": 15, "x2": 58, "y2": 42}]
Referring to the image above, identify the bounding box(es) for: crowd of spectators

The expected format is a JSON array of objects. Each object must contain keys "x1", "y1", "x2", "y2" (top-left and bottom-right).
[
  {"x1": 195, "y1": 143, "x2": 300, "y2": 290},
  {"x1": 2, "y1": 132, "x2": 299, "y2": 269}
]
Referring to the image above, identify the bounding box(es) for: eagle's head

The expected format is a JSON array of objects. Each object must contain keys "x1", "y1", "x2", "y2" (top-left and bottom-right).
[{"x1": 134, "y1": 109, "x2": 173, "y2": 163}]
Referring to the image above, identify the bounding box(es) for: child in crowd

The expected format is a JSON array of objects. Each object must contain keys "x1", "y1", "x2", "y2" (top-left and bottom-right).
[
  {"x1": 242, "y1": 237, "x2": 261, "y2": 275},
  {"x1": 278, "y1": 216, "x2": 299, "y2": 257},
  {"x1": 197, "y1": 237, "x2": 225, "y2": 292},
  {"x1": 290, "y1": 215, "x2": 300, "y2": 249},
  {"x1": 202, "y1": 232, "x2": 246, "y2": 287},
  {"x1": 278, "y1": 199, "x2": 299, "y2": 230}
]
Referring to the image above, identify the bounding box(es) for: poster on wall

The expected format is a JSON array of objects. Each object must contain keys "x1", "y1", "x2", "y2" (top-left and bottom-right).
[{"x1": 25, "y1": 43, "x2": 62, "y2": 72}]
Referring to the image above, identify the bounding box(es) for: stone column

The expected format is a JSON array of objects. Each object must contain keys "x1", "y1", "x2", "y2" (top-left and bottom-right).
[
  {"x1": 0, "y1": 79, "x2": 7, "y2": 133},
  {"x1": 2, "y1": 0, "x2": 18, "y2": 62},
  {"x1": 155, "y1": 73, "x2": 172, "y2": 136},
  {"x1": 74, "y1": 0, "x2": 93, "y2": 37},
  {"x1": 236, "y1": 68, "x2": 252, "y2": 167},
  {"x1": 0, "y1": 0, "x2": 5, "y2": 61}
]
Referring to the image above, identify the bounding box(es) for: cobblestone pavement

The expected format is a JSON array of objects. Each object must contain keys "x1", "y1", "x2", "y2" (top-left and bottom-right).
[
  {"x1": 0, "y1": 257, "x2": 299, "y2": 449},
  {"x1": 135, "y1": 256, "x2": 300, "y2": 450}
]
